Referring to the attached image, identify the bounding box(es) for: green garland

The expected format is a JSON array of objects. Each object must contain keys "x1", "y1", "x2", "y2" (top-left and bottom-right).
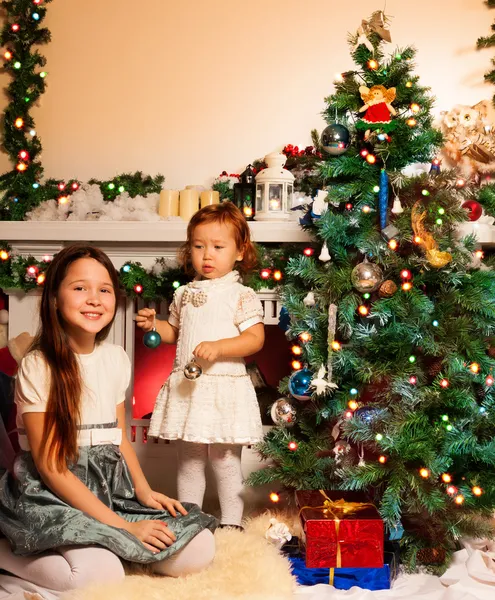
[
  {"x1": 0, "y1": 242, "x2": 308, "y2": 299},
  {"x1": 0, "y1": 0, "x2": 164, "y2": 220}
]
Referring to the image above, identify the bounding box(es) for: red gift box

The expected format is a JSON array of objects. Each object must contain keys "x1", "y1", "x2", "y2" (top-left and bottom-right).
[{"x1": 296, "y1": 490, "x2": 384, "y2": 569}]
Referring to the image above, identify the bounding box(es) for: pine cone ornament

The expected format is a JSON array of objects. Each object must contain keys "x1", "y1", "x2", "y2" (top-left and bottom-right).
[
  {"x1": 378, "y1": 280, "x2": 398, "y2": 298},
  {"x1": 488, "y1": 346, "x2": 495, "y2": 359},
  {"x1": 427, "y1": 358, "x2": 444, "y2": 378},
  {"x1": 417, "y1": 547, "x2": 446, "y2": 565}
]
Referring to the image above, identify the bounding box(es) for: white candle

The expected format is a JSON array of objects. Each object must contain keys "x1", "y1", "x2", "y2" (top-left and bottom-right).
[
  {"x1": 158, "y1": 190, "x2": 179, "y2": 217},
  {"x1": 200, "y1": 190, "x2": 220, "y2": 208},
  {"x1": 179, "y1": 189, "x2": 200, "y2": 221}
]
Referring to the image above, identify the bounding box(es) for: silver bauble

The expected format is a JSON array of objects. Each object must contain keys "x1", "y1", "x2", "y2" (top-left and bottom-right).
[
  {"x1": 184, "y1": 359, "x2": 202, "y2": 380},
  {"x1": 351, "y1": 258, "x2": 383, "y2": 293},
  {"x1": 320, "y1": 124, "x2": 351, "y2": 156},
  {"x1": 270, "y1": 398, "x2": 297, "y2": 427}
]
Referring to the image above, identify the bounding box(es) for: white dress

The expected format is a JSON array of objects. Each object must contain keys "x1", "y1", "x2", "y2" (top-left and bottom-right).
[{"x1": 149, "y1": 270, "x2": 264, "y2": 445}]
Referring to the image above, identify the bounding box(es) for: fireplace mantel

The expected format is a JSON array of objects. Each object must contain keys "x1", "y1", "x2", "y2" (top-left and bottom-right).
[{"x1": 1, "y1": 220, "x2": 311, "y2": 244}]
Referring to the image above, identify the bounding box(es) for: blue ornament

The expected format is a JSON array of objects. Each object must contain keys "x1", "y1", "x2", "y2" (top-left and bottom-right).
[
  {"x1": 299, "y1": 205, "x2": 314, "y2": 227},
  {"x1": 143, "y1": 329, "x2": 161, "y2": 349},
  {"x1": 278, "y1": 307, "x2": 291, "y2": 332},
  {"x1": 289, "y1": 368, "x2": 314, "y2": 401},
  {"x1": 122, "y1": 264, "x2": 131, "y2": 273},
  {"x1": 378, "y1": 169, "x2": 389, "y2": 230},
  {"x1": 355, "y1": 406, "x2": 381, "y2": 423}
]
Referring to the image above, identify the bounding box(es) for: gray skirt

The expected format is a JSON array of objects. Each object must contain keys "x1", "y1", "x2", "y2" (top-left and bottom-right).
[{"x1": 0, "y1": 443, "x2": 217, "y2": 564}]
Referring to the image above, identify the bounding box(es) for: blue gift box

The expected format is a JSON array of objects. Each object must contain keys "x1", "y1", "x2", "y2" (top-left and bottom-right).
[{"x1": 288, "y1": 550, "x2": 398, "y2": 590}]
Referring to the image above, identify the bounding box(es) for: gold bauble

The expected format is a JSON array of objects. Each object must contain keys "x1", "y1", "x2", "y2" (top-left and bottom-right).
[{"x1": 378, "y1": 280, "x2": 398, "y2": 298}]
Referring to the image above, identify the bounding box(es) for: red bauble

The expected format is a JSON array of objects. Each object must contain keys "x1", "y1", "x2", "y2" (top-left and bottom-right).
[{"x1": 461, "y1": 200, "x2": 483, "y2": 222}]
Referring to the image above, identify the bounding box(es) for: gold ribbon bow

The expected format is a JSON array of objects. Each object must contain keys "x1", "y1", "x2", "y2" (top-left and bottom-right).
[
  {"x1": 411, "y1": 202, "x2": 452, "y2": 268},
  {"x1": 298, "y1": 491, "x2": 375, "y2": 585},
  {"x1": 182, "y1": 289, "x2": 208, "y2": 308}
]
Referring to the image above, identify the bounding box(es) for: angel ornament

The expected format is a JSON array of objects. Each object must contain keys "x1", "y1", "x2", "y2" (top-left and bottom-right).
[{"x1": 357, "y1": 85, "x2": 397, "y2": 140}]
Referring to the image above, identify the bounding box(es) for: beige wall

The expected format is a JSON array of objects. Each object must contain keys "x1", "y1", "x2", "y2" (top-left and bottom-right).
[{"x1": 0, "y1": 0, "x2": 491, "y2": 188}]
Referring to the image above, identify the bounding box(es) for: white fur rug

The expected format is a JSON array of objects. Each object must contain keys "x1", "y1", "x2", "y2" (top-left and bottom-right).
[{"x1": 61, "y1": 512, "x2": 296, "y2": 600}]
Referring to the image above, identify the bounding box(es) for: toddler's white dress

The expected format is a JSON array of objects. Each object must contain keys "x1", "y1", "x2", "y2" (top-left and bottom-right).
[{"x1": 149, "y1": 270, "x2": 264, "y2": 445}]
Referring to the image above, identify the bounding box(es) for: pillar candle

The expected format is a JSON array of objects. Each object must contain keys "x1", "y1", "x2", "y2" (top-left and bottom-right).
[
  {"x1": 200, "y1": 190, "x2": 220, "y2": 208},
  {"x1": 179, "y1": 189, "x2": 200, "y2": 221},
  {"x1": 158, "y1": 190, "x2": 179, "y2": 218}
]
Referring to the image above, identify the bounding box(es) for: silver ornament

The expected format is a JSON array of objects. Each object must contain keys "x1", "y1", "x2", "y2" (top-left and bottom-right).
[
  {"x1": 351, "y1": 257, "x2": 383, "y2": 293},
  {"x1": 270, "y1": 398, "x2": 297, "y2": 427},
  {"x1": 184, "y1": 358, "x2": 203, "y2": 380}
]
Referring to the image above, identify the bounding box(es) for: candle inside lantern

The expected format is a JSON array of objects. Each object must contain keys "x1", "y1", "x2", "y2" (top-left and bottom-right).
[
  {"x1": 200, "y1": 190, "x2": 220, "y2": 208},
  {"x1": 158, "y1": 190, "x2": 179, "y2": 217},
  {"x1": 179, "y1": 189, "x2": 200, "y2": 221}
]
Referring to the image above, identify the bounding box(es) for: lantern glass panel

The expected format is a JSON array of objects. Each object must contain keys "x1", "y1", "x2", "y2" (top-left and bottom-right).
[
  {"x1": 256, "y1": 184, "x2": 264, "y2": 212},
  {"x1": 233, "y1": 182, "x2": 255, "y2": 220},
  {"x1": 286, "y1": 184, "x2": 293, "y2": 211},
  {"x1": 268, "y1": 184, "x2": 283, "y2": 212}
]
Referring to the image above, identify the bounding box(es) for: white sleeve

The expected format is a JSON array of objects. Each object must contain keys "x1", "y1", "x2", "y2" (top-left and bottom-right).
[
  {"x1": 168, "y1": 287, "x2": 184, "y2": 329},
  {"x1": 15, "y1": 352, "x2": 51, "y2": 415},
  {"x1": 116, "y1": 346, "x2": 132, "y2": 406},
  {"x1": 234, "y1": 288, "x2": 264, "y2": 332}
]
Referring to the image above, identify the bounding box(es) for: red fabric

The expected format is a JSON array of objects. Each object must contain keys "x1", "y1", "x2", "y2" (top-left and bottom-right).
[
  {"x1": 296, "y1": 490, "x2": 384, "y2": 569},
  {"x1": 0, "y1": 346, "x2": 17, "y2": 377},
  {"x1": 362, "y1": 102, "x2": 392, "y2": 124}
]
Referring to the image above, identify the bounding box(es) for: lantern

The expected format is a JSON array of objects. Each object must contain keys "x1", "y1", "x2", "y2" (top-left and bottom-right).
[
  {"x1": 255, "y1": 152, "x2": 294, "y2": 220},
  {"x1": 233, "y1": 164, "x2": 256, "y2": 220}
]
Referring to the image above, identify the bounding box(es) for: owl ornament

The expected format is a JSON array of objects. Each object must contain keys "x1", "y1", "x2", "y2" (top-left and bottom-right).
[
  {"x1": 357, "y1": 85, "x2": 397, "y2": 140},
  {"x1": 438, "y1": 100, "x2": 495, "y2": 181}
]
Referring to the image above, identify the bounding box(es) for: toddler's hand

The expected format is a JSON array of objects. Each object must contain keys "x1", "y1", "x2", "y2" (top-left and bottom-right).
[
  {"x1": 138, "y1": 489, "x2": 188, "y2": 517},
  {"x1": 135, "y1": 308, "x2": 155, "y2": 332},
  {"x1": 123, "y1": 519, "x2": 176, "y2": 553},
  {"x1": 193, "y1": 341, "x2": 224, "y2": 362}
]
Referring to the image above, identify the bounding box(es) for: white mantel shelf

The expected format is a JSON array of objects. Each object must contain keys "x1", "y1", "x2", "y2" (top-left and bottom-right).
[{"x1": 0, "y1": 220, "x2": 312, "y2": 244}]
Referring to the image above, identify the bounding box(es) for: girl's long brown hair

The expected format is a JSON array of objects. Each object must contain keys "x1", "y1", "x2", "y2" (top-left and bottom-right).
[
  {"x1": 178, "y1": 202, "x2": 259, "y2": 277},
  {"x1": 32, "y1": 245, "x2": 121, "y2": 470}
]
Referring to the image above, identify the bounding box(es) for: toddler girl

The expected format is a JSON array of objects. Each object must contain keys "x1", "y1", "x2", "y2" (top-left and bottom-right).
[{"x1": 136, "y1": 202, "x2": 264, "y2": 530}]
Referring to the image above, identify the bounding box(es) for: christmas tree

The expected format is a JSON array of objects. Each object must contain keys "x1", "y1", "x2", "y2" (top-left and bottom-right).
[{"x1": 249, "y1": 11, "x2": 495, "y2": 570}]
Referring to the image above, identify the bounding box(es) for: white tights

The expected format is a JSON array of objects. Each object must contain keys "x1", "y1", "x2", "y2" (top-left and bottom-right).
[
  {"x1": 0, "y1": 530, "x2": 215, "y2": 597},
  {"x1": 177, "y1": 441, "x2": 244, "y2": 526}
]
